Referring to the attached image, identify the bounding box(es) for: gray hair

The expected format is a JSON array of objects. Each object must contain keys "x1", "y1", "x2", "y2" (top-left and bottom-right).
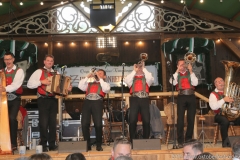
[
  {"x1": 183, "y1": 139, "x2": 203, "y2": 154},
  {"x1": 233, "y1": 140, "x2": 240, "y2": 158},
  {"x1": 113, "y1": 137, "x2": 131, "y2": 151}
]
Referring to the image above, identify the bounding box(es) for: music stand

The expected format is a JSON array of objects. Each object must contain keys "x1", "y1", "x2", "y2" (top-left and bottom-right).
[{"x1": 197, "y1": 99, "x2": 212, "y2": 148}]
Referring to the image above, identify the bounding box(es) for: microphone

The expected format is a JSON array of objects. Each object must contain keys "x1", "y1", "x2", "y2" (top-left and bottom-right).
[
  {"x1": 61, "y1": 65, "x2": 67, "y2": 69},
  {"x1": 122, "y1": 63, "x2": 125, "y2": 66}
]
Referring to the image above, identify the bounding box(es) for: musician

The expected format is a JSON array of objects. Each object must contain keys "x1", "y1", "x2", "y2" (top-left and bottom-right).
[
  {"x1": 27, "y1": 54, "x2": 72, "y2": 152},
  {"x1": 78, "y1": 69, "x2": 110, "y2": 151},
  {"x1": 124, "y1": 62, "x2": 154, "y2": 141},
  {"x1": 0, "y1": 52, "x2": 24, "y2": 150},
  {"x1": 209, "y1": 77, "x2": 240, "y2": 147},
  {"x1": 169, "y1": 59, "x2": 198, "y2": 148}
]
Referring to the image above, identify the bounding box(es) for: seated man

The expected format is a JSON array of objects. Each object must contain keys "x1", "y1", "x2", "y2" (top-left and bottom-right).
[
  {"x1": 110, "y1": 137, "x2": 132, "y2": 160},
  {"x1": 209, "y1": 77, "x2": 240, "y2": 147},
  {"x1": 183, "y1": 139, "x2": 203, "y2": 160}
]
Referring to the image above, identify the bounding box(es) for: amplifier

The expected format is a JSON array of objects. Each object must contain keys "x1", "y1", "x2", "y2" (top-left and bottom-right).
[
  {"x1": 27, "y1": 109, "x2": 40, "y2": 138},
  {"x1": 62, "y1": 120, "x2": 96, "y2": 139}
]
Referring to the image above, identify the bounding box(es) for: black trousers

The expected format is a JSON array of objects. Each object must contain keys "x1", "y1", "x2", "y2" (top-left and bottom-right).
[
  {"x1": 129, "y1": 97, "x2": 150, "y2": 140},
  {"x1": 81, "y1": 99, "x2": 103, "y2": 147},
  {"x1": 177, "y1": 94, "x2": 196, "y2": 144},
  {"x1": 38, "y1": 97, "x2": 58, "y2": 148},
  {"x1": 215, "y1": 114, "x2": 240, "y2": 146},
  {"x1": 8, "y1": 98, "x2": 21, "y2": 147}
]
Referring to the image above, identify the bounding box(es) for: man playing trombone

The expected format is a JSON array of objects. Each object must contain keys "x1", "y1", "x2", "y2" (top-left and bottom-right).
[
  {"x1": 78, "y1": 68, "x2": 110, "y2": 151},
  {"x1": 169, "y1": 58, "x2": 198, "y2": 148},
  {"x1": 124, "y1": 57, "x2": 154, "y2": 141}
]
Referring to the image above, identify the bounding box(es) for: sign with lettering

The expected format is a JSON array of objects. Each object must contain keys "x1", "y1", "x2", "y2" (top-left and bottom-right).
[{"x1": 64, "y1": 65, "x2": 158, "y2": 87}]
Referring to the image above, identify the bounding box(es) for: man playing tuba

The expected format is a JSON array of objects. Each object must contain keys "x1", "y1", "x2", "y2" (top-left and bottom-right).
[
  {"x1": 169, "y1": 58, "x2": 198, "y2": 148},
  {"x1": 209, "y1": 77, "x2": 240, "y2": 147}
]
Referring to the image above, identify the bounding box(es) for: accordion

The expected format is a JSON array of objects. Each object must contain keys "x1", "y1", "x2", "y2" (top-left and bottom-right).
[{"x1": 46, "y1": 74, "x2": 71, "y2": 96}]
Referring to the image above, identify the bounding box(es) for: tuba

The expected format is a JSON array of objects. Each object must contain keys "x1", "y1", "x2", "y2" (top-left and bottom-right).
[
  {"x1": 221, "y1": 60, "x2": 240, "y2": 121},
  {"x1": 137, "y1": 53, "x2": 148, "y2": 68},
  {"x1": 184, "y1": 52, "x2": 196, "y2": 64}
]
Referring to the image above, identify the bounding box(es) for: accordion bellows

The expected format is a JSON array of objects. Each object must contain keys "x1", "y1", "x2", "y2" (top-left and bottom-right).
[{"x1": 46, "y1": 75, "x2": 71, "y2": 96}]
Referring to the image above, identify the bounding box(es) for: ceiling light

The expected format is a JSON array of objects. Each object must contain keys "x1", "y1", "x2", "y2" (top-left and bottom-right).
[
  {"x1": 220, "y1": 0, "x2": 222, "y2": 2},
  {"x1": 181, "y1": 0, "x2": 184, "y2": 3},
  {"x1": 0, "y1": 2, "x2": 2, "y2": 6},
  {"x1": 40, "y1": 1, "x2": 44, "y2": 5},
  {"x1": 200, "y1": 0, "x2": 203, "y2": 3},
  {"x1": 61, "y1": 1, "x2": 64, "y2": 5},
  {"x1": 161, "y1": 0, "x2": 164, "y2": 3},
  {"x1": 20, "y1": 2, "x2": 23, "y2": 5}
]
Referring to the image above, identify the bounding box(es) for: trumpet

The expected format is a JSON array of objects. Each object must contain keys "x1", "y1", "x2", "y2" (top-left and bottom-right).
[
  {"x1": 137, "y1": 53, "x2": 148, "y2": 68},
  {"x1": 184, "y1": 52, "x2": 196, "y2": 65},
  {"x1": 90, "y1": 67, "x2": 99, "y2": 81}
]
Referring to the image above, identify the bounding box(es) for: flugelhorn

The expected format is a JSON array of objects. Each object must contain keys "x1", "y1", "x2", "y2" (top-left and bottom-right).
[
  {"x1": 137, "y1": 53, "x2": 148, "y2": 68},
  {"x1": 184, "y1": 52, "x2": 196, "y2": 65},
  {"x1": 90, "y1": 67, "x2": 99, "y2": 81}
]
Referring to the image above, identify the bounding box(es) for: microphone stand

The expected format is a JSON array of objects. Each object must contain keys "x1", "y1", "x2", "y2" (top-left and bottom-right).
[
  {"x1": 168, "y1": 63, "x2": 178, "y2": 149},
  {"x1": 106, "y1": 94, "x2": 113, "y2": 145},
  {"x1": 121, "y1": 63, "x2": 125, "y2": 138},
  {"x1": 58, "y1": 67, "x2": 66, "y2": 141}
]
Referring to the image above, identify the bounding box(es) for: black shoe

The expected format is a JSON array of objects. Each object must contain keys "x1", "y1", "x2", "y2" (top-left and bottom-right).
[
  {"x1": 87, "y1": 146, "x2": 92, "y2": 151},
  {"x1": 49, "y1": 146, "x2": 58, "y2": 151},
  {"x1": 43, "y1": 147, "x2": 48, "y2": 152},
  {"x1": 178, "y1": 144, "x2": 183, "y2": 148},
  {"x1": 96, "y1": 146, "x2": 103, "y2": 151}
]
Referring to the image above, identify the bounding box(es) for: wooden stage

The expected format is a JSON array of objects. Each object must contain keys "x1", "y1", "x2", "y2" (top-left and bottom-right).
[{"x1": 0, "y1": 143, "x2": 233, "y2": 160}]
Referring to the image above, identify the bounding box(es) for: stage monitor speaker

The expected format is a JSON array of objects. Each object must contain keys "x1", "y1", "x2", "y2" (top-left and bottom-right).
[
  {"x1": 90, "y1": 3, "x2": 116, "y2": 27},
  {"x1": 227, "y1": 136, "x2": 240, "y2": 147},
  {"x1": 58, "y1": 141, "x2": 87, "y2": 153},
  {"x1": 132, "y1": 139, "x2": 161, "y2": 150}
]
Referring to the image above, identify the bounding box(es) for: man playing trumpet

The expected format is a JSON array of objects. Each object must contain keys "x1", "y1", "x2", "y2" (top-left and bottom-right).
[
  {"x1": 169, "y1": 59, "x2": 198, "y2": 148},
  {"x1": 124, "y1": 60, "x2": 154, "y2": 141},
  {"x1": 78, "y1": 68, "x2": 110, "y2": 151},
  {"x1": 209, "y1": 77, "x2": 240, "y2": 147}
]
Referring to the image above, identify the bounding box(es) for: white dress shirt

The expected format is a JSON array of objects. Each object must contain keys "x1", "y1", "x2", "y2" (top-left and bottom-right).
[
  {"x1": 209, "y1": 88, "x2": 225, "y2": 111},
  {"x1": 27, "y1": 67, "x2": 55, "y2": 89},
  {"x1": 78, "y1": 77, "x2": 110, "y2": 94},
  {"x1": 169, "y1": 70, "x2": 198, "y2": 86},
  {"x1": 5, "y1": 65, "x2": 24, "y2": 93},
  {"x1": 124, "y1": 68, "x2": 154, "y2": 88}
]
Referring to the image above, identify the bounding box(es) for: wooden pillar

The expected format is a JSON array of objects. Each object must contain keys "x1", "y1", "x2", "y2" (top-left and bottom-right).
[
  {"x1": 48, "y1": 41, "x2": 53, "y2": 55},
  {"x1": 160, "y1": 34, "x2": 168, "y2": 106}
]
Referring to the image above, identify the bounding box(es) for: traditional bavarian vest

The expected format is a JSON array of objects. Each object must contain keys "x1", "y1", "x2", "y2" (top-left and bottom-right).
[
  {"x1": 130, "y1": 75, "x2": 149, "y2": 94},
  {"x1": 37, "y1": 69, "x2": 54, "y2": 96},
  {"x1": 176, "y1": 71, "x2": 194, "y2": 90},
  {"x1": 86, "y1": 82, "x2": 105, "y2": 98},
  {"x1": 211, "y1": 91, "x2": 224, "y2": 114},
  {"x1": 4, "y1": 67, "x2": 23, "y2": 94}
]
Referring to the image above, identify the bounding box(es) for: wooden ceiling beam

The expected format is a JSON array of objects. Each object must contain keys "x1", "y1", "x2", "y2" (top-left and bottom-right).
[
  {"x1": 188, "y1": 0, "x2": 198, "y2": 10},
  {"x1": 0, "y1": 2, "x2": 62, "y2": 26},
  {"x1": 230, "y1": 10, "x2": 240, "y2": 21},
  {"x1": 146, "y1": 1, "x2": 240, "y2": 30},
  {"x1": 1, "y1": 32, "x2": 240, "y2": 42},
  {"x1": 215, "y1": 32, "x2": 240, "y2": 59}
]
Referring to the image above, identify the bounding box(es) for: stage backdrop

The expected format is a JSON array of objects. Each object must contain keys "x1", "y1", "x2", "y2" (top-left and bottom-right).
[{"x1": 63, "y1": 65, "x2": 159, "y2": 87}]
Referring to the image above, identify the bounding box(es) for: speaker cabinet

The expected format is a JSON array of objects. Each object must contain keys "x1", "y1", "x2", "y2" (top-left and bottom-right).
[
  {"x1": 132, "y1": 139, "x2": 161, "y2": 150},
  {"x1": 90, "y1": 3, "x2": 116, "y2": 27},
  {"x1": 58, "y1": 141, "x2": 87, "y2": 153}
]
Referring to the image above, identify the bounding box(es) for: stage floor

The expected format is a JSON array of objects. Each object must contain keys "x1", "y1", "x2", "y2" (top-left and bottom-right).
[{"x1": 0, "y1": 142, "x2": 233, "y2": 160}]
